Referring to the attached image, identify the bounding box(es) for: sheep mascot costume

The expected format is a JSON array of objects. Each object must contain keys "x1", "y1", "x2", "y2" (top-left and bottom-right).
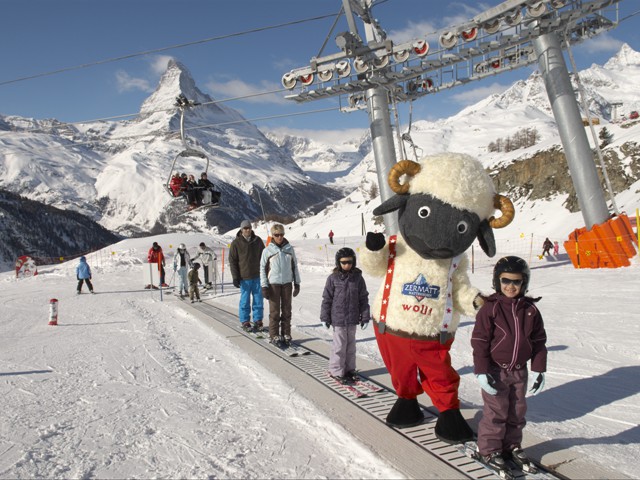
[{"x1": 361, "y1": 152, "x2": 514, "y2": 444}]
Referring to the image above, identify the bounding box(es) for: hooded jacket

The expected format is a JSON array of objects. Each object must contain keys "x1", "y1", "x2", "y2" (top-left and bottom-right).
[
  {"x1": 260, "y1": 238, "x2": 301, "y2": 287},
  {"x1": 471, "y1": 293, "x2": 547, "y2": 374},
  {"x1": 229, "y1": 230, "x2": 265, "y2": 281},
  {"x1": 320, "y1": 267, "x2": 370, "y2": 327},
  {"x1": 76, "y1": 257, "x2": 91, "y2": 280},
  {"x1": 173, "y1": 250, "x2": 192, "y2": 270},
  {"x1": 192, "y1": 245, "x2": 216, "y2": 266}
]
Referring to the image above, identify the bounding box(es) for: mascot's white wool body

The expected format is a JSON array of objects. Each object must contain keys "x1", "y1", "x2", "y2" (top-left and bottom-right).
[
  {"x1": 360, "y1": 152, "x2": 515, "y2": 441},
  {"x1": 360, "y1": 237, "x2": 478, "y2": 336}
]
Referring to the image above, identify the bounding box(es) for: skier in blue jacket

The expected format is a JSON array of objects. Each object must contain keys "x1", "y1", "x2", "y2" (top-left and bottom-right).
[
  {"x1": 76, "y1": 256, "x2": 94, "y2": 294},
  {"x1": 260, "y1": 224, "x2": 301, "y2": 346}
]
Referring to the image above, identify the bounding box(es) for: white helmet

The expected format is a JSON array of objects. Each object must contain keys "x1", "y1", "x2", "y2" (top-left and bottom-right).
[{"x1": 178, "y1": 243, "x2": 186, "y2": 250}]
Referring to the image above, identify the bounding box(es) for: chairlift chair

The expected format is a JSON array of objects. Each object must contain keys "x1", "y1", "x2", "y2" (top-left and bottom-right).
[{"x1": 164, "y1": 95, "x2": 221, "y2": 212}]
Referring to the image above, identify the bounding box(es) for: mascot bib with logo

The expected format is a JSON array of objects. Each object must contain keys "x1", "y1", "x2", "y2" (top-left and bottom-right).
[{"x1": 361, "y1": 153, "x2": 514, "y2": 444}]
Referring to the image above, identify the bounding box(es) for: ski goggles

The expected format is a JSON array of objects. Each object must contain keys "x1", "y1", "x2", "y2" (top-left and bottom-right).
[{"x1": 500, "y1": 278, "x2": 523, "y2": 286}]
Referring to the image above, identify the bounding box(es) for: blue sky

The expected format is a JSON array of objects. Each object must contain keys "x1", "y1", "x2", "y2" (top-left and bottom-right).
[{"x1": 1, "y1": 0, "x2": 638, "y2": 141}]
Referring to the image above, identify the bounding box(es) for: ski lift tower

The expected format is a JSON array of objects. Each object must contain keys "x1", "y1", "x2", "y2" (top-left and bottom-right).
[
  {"x1": 282, "y1": 0, "x2": 636, "y2": 267},
  {"x1": 611, "y1": 101, "x2": 623, "y2": 123}
]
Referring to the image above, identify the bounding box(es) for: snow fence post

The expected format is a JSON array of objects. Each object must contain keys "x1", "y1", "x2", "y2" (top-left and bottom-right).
[{"x1": 49, "y1": 299, "x2": 58, "y2": 326}]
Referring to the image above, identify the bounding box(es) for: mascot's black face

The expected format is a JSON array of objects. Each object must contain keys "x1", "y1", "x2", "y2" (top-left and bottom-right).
[{"x1": 374, "y1": 193, "x2": 496, "y2": 260}]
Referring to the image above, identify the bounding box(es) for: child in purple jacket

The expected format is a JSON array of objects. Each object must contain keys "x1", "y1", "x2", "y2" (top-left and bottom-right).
[
  {"x1": 321, "y1": 248, "x2": 370, "y2": 383},
  {"x1": 471, "y1": 256, "x2": 547, "y2": 475}
]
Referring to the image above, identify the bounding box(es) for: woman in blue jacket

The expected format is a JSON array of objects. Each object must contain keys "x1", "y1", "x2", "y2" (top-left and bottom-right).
[
  {"x1": 260, "y1": 224, "x2": 301, "y2": 346},
  {"x1": 76, "y1": 256, "x2": 94, "y2": 294}
]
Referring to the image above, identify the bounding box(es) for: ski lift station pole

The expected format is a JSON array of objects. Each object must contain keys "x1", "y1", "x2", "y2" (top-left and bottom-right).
[
  {"x1": 533, "y1": 32, "x2": 609, "y2": 229},
  {"x1": 349, "y1": 0, "x2": 399, "y2": 234}
]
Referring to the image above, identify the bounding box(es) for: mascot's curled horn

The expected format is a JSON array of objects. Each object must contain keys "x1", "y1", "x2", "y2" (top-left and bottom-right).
[{"x1": 360, "y1": 152, "x2": 514, "y2": 444}]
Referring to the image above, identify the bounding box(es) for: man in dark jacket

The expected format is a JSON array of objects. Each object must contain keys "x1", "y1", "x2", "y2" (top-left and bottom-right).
[{"x1": 229, "y1": 220, "x2": 265, "y2": 331}]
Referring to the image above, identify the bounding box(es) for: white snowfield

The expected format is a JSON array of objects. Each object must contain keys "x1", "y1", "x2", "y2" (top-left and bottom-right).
[{"x1": 1, "y1": 232, "x2": 639, "y2": 479}]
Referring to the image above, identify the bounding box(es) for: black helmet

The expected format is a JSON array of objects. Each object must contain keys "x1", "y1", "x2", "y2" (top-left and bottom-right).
[
  {"x1": 493, "y1": 256, "x2": 530, "y2": 293},
  {"x1": 335, "y1": 247, "x2": 356, "y2": 269}
]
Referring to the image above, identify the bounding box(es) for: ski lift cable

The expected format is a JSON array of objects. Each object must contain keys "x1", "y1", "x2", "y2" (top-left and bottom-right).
[
  {"x1": 31, "y1": 106, "x2": 343, "y2": 149},
  {"x1": 564, "y1": 38, "x2": 620, "y2": 215},
  {"x1": 68, "y1": 87, "x2": 291, "y2": 125},
  {"x1": 316, "y1": 5, "x2": 345, "y2": 58},
  {"x1": 0, "y1": 13, "x2": 339, "y2": 88}
]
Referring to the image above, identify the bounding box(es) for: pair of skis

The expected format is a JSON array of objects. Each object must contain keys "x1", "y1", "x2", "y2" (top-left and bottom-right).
[
  {"x1": 325, "y1": 372, "x2": 385, "y2": 398},
  {"x1": 457, "y1": 442, "x2": 551, "y2": 480},
  {"x1": 240, "y1": 325, "x2": 309, "y2": 357}
]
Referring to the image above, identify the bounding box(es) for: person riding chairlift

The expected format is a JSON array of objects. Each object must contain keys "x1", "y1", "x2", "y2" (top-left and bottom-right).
[{"x1": 198, "y1": 172, "x2": 221, "y2": 205}]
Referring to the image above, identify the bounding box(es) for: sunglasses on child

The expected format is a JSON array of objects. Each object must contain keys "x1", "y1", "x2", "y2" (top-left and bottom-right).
[
  {"x1": 340, "y1": 260, "x2": 353, "y2": 265},
  {"x1": 500, "y1": 277, "x2": 523, "y2": 286}
]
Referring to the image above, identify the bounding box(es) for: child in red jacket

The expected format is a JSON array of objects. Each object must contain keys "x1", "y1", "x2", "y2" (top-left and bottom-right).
[{"x1": 471, "y1": 256, "x2": 547, "y2": 475}]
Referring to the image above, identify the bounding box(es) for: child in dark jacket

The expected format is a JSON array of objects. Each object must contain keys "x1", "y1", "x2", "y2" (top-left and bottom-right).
[
  {"x1": 320, "y1": 248, "x2": 370, "y2": 383},
  {"x1": 187, "y1": 263, "x2": 201, "y2": 303},
  {"x1": 471, "y1": 256, "x2": 547, "y2": 474}
]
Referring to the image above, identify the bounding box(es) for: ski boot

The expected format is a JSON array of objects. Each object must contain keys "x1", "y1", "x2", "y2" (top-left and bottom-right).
[
  {"x1": 270, "y1": 335, "x2": 283, "y2": 346},
  {"x1": 283, "y1": 335, "x2": 292, "y2": 346},
  {"x1": 345, "y1": 370, "x2": 359, "y2": 383},
  {"x1": 242, "y1": 322, "x2": 253, "y2": 332},
  {"x1": 508, "y1": 447, "x2": 538, "y2": 474},
  {"x1": 479, "y1": 452, "x2": 514, "y2": 480}
]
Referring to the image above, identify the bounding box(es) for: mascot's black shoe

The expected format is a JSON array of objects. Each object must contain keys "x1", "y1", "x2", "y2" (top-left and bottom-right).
[
  {"x1": 434, "y1": 408, "x2": 475, "y2": 444},
  {"x1": 385, "y1": 397, "x2": 425, "y2": 428}
]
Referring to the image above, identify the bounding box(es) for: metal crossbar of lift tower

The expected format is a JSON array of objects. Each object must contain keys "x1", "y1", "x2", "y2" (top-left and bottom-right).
[{"x1": 282, "y1": 0, "x2": 622, "y2": 109}]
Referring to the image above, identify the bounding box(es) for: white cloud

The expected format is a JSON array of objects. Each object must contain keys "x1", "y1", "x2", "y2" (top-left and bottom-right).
[
  {"x1": 149, "y1": 55, "x2": 175, "y2": 75},
  {"x1": 450, "y1": 82, "x2": 509, "y2": 104},
  {"x1": 115, "y1": 70, "x2": 153, "y2": 93},
  {"x1": 576, "y1": 32, "x2": 624, "y2": 54},
  {"x1": 205, "y1": 78, "x2": 288, "y2": 105},
  {"x1": 266, "y1": 126, "x2": 367, "y2": 145}
]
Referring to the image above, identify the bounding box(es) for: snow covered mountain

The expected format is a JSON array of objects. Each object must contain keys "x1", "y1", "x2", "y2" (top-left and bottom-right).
[{"x1": 0, "y1": 60, "x2": 341, "y2": 237}]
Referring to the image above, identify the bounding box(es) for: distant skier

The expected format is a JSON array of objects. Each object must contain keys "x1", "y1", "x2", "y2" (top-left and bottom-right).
[
  {"x1": 147, "y1": 242, "x2": 167, "y2": 288},
  {"x1": 192, "y1": 242, "x2": 216, "y2": 289},
  {"x1": 471, "y1": 256, "x2": 547, "y2": 476},
  {"x1": 541, "y1": 238, "x2": 553, "y2": 257},
  {"x1": 328, "y1": 229, "x2": 334, "y2": 244},
  {"x1": 173, "y1": 243, "x2": 192, "y2": 298},
  {"x1": 76, "y1": 256, "x2": 94, "y2": 294},
  {"x1": 553, "y1": 241, "x2": 559, "y2": 256},
  {"x1": 321, "y1": 247, "x2": 370, "y2": 384},
  {"x1": 188, "y1": 263, "x2": 202, "y2": 303}
]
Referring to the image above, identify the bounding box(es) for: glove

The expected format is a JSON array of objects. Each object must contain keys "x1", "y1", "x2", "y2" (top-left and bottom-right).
[
  {"x1": 293, "y1": 284, "x2": 300, "y2": 297},
  {"x1": 360, "y1": 320, "x2": 369, "y2": 330},
  {"x1": 476, "y1": 373, "x2": 498, "y2": 395},
  {"x1": 324, "y1": 321, "x2": 331, "y2": 329},
  {"x1": 233, "y1": 279, "x2": 240, "y2": 288},
  {"x1": 366, "y1": 232, "x2": 386, "y2": 251},
  {"x1": 529, "y1": 372, "x2": 545, "y2": 396},
  {"x1": 261, "y1": 287, "x2": 269, "y2": 300}
]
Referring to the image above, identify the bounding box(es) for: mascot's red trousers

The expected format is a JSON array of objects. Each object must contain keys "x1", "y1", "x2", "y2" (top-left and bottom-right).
[{"x1": 375, "y1": 328, "x2": 460, "y2": 412}]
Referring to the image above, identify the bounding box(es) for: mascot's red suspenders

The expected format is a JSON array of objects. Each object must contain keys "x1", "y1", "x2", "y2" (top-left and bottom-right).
[
  {"x1": 377, "y1": 235, "x2": 398, "y2": 334},
  {"x1": 378, "y1": 235, "x2": 462, "y2": 344}
]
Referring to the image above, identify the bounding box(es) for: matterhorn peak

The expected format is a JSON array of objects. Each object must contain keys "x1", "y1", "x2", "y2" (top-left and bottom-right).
[
  {"x1": 604, "y1": 43, "x2": 640, "y2": 70},
  {"x1": 139, "y1": 59, "x2": 214, "y2": 116}
]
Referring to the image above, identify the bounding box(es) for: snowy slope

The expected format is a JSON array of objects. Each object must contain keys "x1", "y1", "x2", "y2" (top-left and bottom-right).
[{"x1": 1, "y1": 227, "x2": 639, "y2": 478}]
